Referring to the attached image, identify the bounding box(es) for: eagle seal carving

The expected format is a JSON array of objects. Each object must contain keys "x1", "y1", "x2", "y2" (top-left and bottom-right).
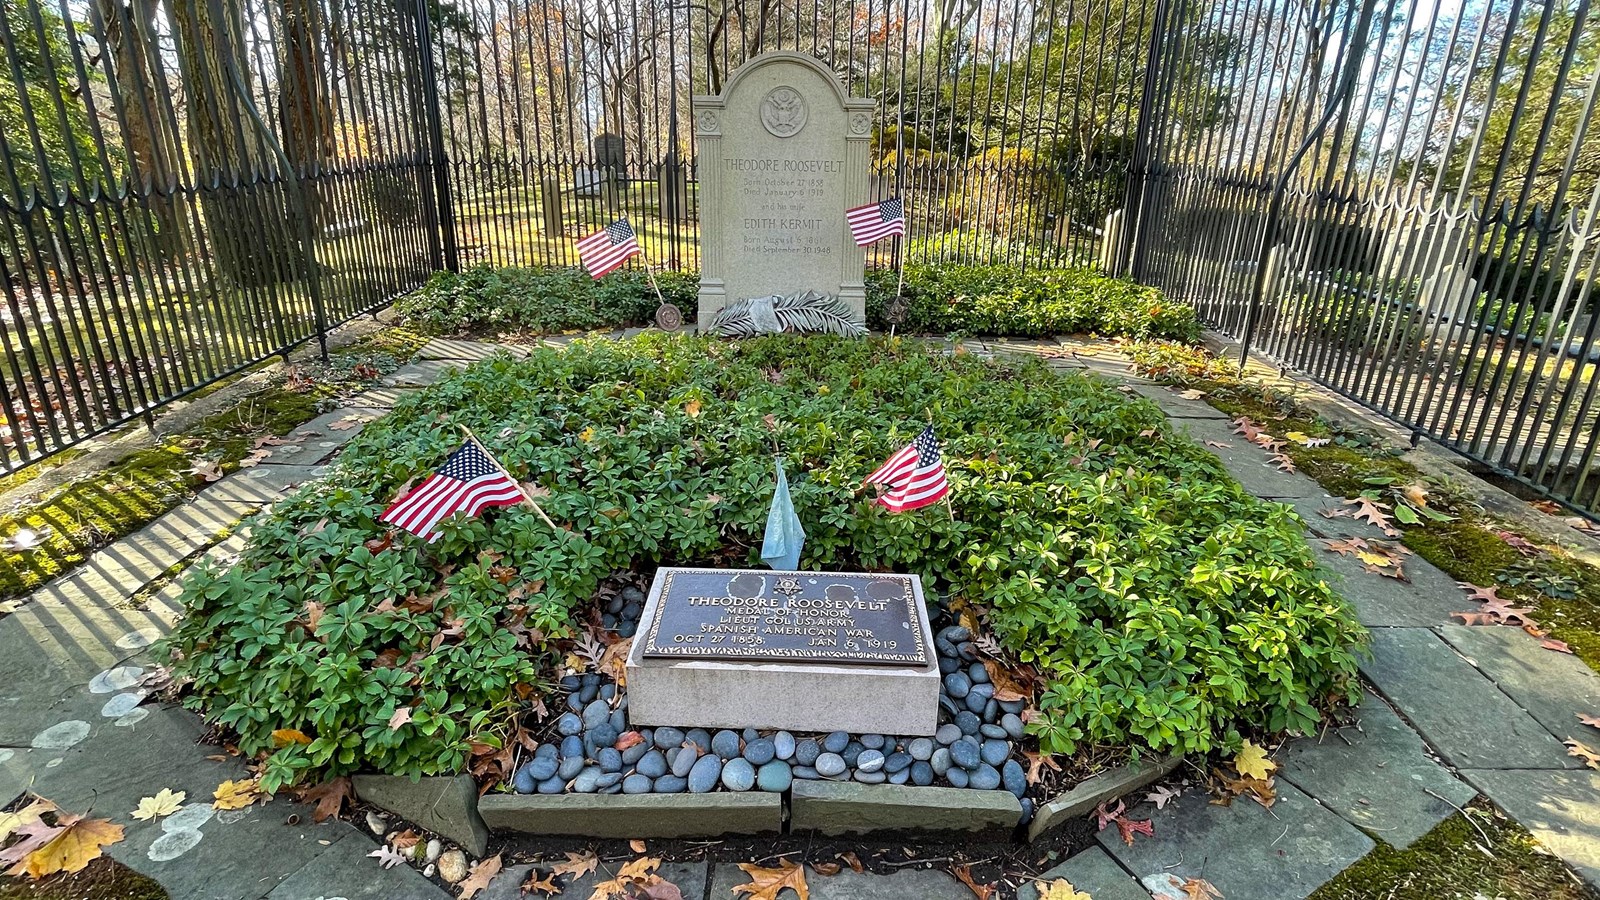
[{"x1": 760, "y1": 86, "x2": 807, "y2": 138}]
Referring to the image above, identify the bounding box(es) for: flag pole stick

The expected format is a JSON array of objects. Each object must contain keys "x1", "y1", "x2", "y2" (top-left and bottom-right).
[
  {"x1": 456, "y1": 423, "x2": 560, "y2": 532},
  {"x1": 924, "y1": 408, "x2": 954, "y2": 522},
  {"x1": 890, "y1": 233, "x2": 907, "y2": 339}
]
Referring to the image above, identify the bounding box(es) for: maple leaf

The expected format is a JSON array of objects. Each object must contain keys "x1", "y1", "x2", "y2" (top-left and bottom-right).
[
  {"x1": 1450, "y1": 612, "x2": 1502, "y2": 626},
  {"x1": 0, "y1": 799, "x2": 55, "y2": 843},
  {"x1": 550, "y1": 850, "x2": 599, "y2": 879},
  {"x1": 131, "y1": 788, "x2": 186, "y2": 821},
  {"x1": 368, "y1": 846, "x2": 409, "y2": 870},
  {"x1": 1180, "y1": 878, "x2": 1224, "y2": 900},
  {"x1": 459, "y1": 853, "x2": 503, "y2": 899},
  {"x1": 212, "y1": 778, "x2": 264, "y2": 810},
  {"x1": 953, "y1": 864, "x2": 995, "y2": 899},
  {"x1": 731, "y1": 859, "x2": 809, "y2": 900},
  {"x1": 1234, "y1": 741, "x2": 1276, "y2": 780},
  {"x1": 1034, "y1": 879, "x2": 1093, "y2": 900},
  {"x1": 981, "y1": 658, "x2": 1033, "y2": 703},
  {"x1": 389, "y1": 706, "x2": 414, "y2": 731},
  {"x1": 1116, "y1": 816, "x2": 1154, "y2": 845},
  {"x1": 1565, "y1": 739, "x2": 1600, "y2": 770},
  {"x1": 294, "y1": 776, "x2": 353, "y2": 823},
  {"x1": 1144, "y1": 784, "x2": 1181, "y2": 809},
  {"x1": 2, "y1": 812, "x2": 124, "y2": 878}
]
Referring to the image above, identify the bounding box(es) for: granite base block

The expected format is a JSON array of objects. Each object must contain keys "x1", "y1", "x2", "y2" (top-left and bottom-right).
[
  {"x1": 351, "y1": 774, "x2": 489, "y2": 857},
  {"x1": 478, "y1": 793, "x2": 783, "y2": 838},
  {"x1": 789, "y1": 781, "x2": 1021, "y2": 836},
  {"x1": 1027, "y1": 755, "x2": 1183, "y2": 842}
]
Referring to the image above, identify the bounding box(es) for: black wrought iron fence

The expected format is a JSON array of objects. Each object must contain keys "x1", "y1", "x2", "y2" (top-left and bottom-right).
[{"x1": 0, "y1": 0, "x2": 1595, "y2": 517}]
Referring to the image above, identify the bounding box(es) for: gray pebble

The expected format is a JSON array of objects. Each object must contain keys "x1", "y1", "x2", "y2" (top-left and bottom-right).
[
  {"x1": 1019, "y1": 798, "x2": 1035, "y2": 824},
  {"x1": 822, "y1": 731, "x2": 849, "y2": 753},
  {"x1": 526, "y1": 756, "x2": 558, "y2": 781},
  {"x1": 670, "y1": 747, "x2": 698, "y2": 778},
  {"x1": 999, "y1": 699, "x2": 1027, "y2": 715},
  {"x1": 935, "y1": 637, "x2": 959, "y2": 658},
  {"x1": 841, "y1": 742, "x2": 864, "y2": 768},
  {"x1": 946, "y1": 767, "x2": 970, "y2": 788},
  {"x1": 722, "y1": 758, "x2": 756, "y2": 791},
  {"x1": 654, "y1": 727, "x2": 685, "y2": 750},
  {"x1": 980, "y1": 739, "x2": 1010, "y2": 767},
  {"x1": 654, "y1": 775, "x2": 687, "y2": 793},
  {"x1": 622, "y1": 586, "x2": 645, "y2": 603},
  {"x1": 983, "y1": 699, "x2": 1000, "y2": 722},
  {"x1": 815, "y1": 752, "x2": 847, "y2": 777},
  {"x1": 712, "y1": 730, "x2": 741, "y2": 760},
  {"x1": 794, "y1": 766, "x2": 819, "y2": 780},
  {"x1": 908, "y1": 738, "x2": 934, "y2": 761},
  {"x1": 535, "y1": 743, "x2": 558, "y2": 760},
  {"x1": 608, "y1": 709, "x2": 627, "y2": 733},
  {"x1": 600, "y1": 683, "x2": 618, "y2": 701},
  {"x1": 757, "y1": 761, "x2": 792, "y2": 792},
  {"x1": 950, "y1": 738, "x2": 981, "y2": 770},
  {"x1": 968, "y1": 661, "x2": 990, "y2": 684},
  {"x1": 537, "y1": 776, "x2": 565, "y2": 794},
  {"x1": 773, "y1": 731, "x2": 796, "y2": 760},
  {"x1": 969, "y1": 764, "x2": 1002, "y2": 791},
  {"x1": 795, "y1": 739, "x2": 821, "y2": 766},
  {"x1": 621, "y1": 741, "x2": 649, "y2": 765},
  {"x1": 936, "y1": 724, "x2": 963, "y2": 745},
  {"x1": 980, "y1": 724, "x2": 1008, "y2": 740},
  {"x1": 685, "y1": 729, "x2": 712, "y2": 752},
  {"x1": 558, "y1": 757, "x2": 585, "y2": 781},
  {"x1": 567, "y1": 693, "x2": 586, "y2": 713},
  {"x1": 586, "y1": 723, "x2": 619, "y2": 752},
  {"x1": 594, "y1": 772, "x2": 623, "y2": 790},
  {"x1": 856, "y1": 750, "x2": 885, "y2": 773},
  {"x1": 860, "y1": 733, "x2": 885, "y2": 750},
  {"x1": 884, "y1": 752, "x2": 913, "y2": 774},
  {"x1": 743, "y1": 738, "x2": 776, "y2": 766},
  {"x1": 557, "y1": 712, "x2": 584, "y2": 736},
  {"x1": 581, "y1": 700, "x2": 610, "y2": 730},
  {"x1": 910, "y1": 761, "x2": 934, "y2": 786},
  {"x1": 597, "y1": 748, "x2": 623, "y2": 773},
  {"x1": 944, "y1": 672, "x2": 971, "y2": 698},
  {"x1": 964, "y1": 691, "x2": 988, "y2": 714},
  {"x1": 938, "y1": 656, "x2": 960, "y2": 674},
  {"x1": 1002, "y1": 760, "x2": 1027, "y2": 798},
  {"x1": 513, "y1": 763, "x2": 539, "y2": 793},
  {"x1": 561, "y1": 736, "x2": 584, "y2": 758},
  {"x1": 687, "y1": 755, "x2": 722, "y2": 793},
  {"x1": 955, "y1": 711, "x2": 981, "y2": 735},
  {"x1": 888, "y1": 768, "x2": 911, "y2": 785},
  {"x1": 572, "y1": 766, "x2": 602, "y2": 793},
  {"x1": 622, "y1": 774, "x2": 652, "y2": 794},
  {"x1": 742, "y1": 727, "x2": 760, "y2": 743},
  {"x1": 939, "y1": 625, "x2": 972, "y2": 643},
  {"x1": 931, "y1": 748, "x2": 952, "y2": 777},
  {"x1": 1001, "y1": 714, "x2": 1025, "y2": 740},
  {"x1": 636, "y1": 750, "x2": 668, "y2": 778},
  {"x1": 939, "y1": 695, "x2": 960, "y2": 717},
  {"x1": 854, "y1": 769, "x2": 887, "y2": 784}
]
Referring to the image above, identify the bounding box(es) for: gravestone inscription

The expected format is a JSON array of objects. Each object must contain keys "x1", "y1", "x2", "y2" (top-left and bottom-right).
[
  {"x1": 694, "y1": 51, "x2": 875, "y2": 330},
  {"x1": 641, "y1": 569, "x2": 928, "y2": 665}
]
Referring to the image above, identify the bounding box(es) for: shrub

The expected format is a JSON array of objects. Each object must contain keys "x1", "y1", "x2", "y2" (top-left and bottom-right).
[
  {"x1": 866, "y1": 264, "x2": 1201, "y2": 340},
  {"x1": 395, "y1": 264, "x2": 697, "y2": 336},
  {"x1": 165, "y1": 335, "x2": 1362, "y2": 786}
]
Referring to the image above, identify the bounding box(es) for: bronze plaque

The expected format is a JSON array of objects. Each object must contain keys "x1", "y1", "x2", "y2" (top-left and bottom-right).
[{"x1": 641, "y1": 568, "x2": 929, "y2": 666}]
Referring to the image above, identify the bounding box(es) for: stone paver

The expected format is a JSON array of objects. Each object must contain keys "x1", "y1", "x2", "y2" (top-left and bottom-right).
[
  {"x1": 1315, "y1": 548, "x2": 1471, "y2": 627},
  {"x1": 357, "y1": 386, "x2": 425, "y2": 409},
  {"x1": 352, "y1": 774, "x2": 488, "y2": 855},
  {"x1": 1173, "y1": 417, "x2": 1329, "y2": 499},
  {"x1": 1360, "y1": 627, "x2": 1578, "y2": 770},
  {"x1": 418, "y1": 338, "x2": 529, "y2": 362},
  {"x1": 1278, "y1": 691, "x2": 1475, "y2": 848},
  {"x1": 209, "y1": 465, "x2": 329, "y2": 504},
  {"x1": 1125, "y1": 382, "x2": 1231, "y2": 419},
  {"x1": 1098, "y1": 778, "x2": 1375, "y2": 900},
  {"x1": 710, "y1": 862, "x2": 969, "y2": 899},
  {"x1": 382, "y1": 360, "x2": 462, "y2": 387},
  {"x1": 262, "y1": 829, "x2": 448, "y2": 900},
  {"x1": 1027, "y1": 755, "x2": 1183, "y2": 841},
  {"x1": 790, "y1": 781, "x2": 1020, "y2": 835},
  {"x1": 1438, "y1": 623, "x2": 1600, "y2": 740},
  {"x1": 1017, "y1": 847, "x2": 1146, "y2": 900},
  {"x1": 1279, "y1": 494, "x2": 1396, "y2": 540},
  {"x1": 559, "y1": 861, "x2": 709, "y2": 900},
  {"x1": 1462, "y1": 768, "x2": 1600, "y2": 888}
]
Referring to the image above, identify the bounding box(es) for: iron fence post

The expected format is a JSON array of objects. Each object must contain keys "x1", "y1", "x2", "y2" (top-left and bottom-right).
[
  {"x1": 415, "y1": 0, "x2": 459, "y2": 273},
  {"x1": 1120, "y1": 0, "x2": 1177, "y2": 280}
]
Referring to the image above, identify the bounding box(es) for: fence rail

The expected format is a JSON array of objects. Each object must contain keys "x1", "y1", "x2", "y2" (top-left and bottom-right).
[{"x1": 0, "y1": 0, "x2": 1594, "y2": 516}]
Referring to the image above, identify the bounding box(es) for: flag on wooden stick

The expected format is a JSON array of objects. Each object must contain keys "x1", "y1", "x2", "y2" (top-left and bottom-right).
[
  {"x1": 380, "y1": 440, "x2": 525, "y2": 542},
  {"x1": 846, "y1": 197, "x2": 906, "y2": 246},
  {"x1": 864, "y1": 425, "x2": 949, "y2": 513},
  {"x1": 575, "y1": 219, "x2": 641, "y2": 277}
]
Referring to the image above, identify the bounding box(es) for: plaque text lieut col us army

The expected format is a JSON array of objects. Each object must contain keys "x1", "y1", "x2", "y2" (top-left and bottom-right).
[{"x1": 641, "y1": 569, "x2": 929, "y2": 666}]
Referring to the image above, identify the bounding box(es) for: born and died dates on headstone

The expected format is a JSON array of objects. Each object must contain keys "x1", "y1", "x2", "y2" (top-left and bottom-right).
[{"x1": 641, "y1": 569, "x2": 928, "y2": 666}]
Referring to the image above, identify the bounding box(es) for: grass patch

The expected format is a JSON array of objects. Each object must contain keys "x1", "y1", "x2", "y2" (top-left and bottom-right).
[
  {"x1": 0, "y1": 342, "x2": 415, "y2": 604},
  {"x1": 1310, "y1": 803, "x2": 1599, "y2": 900},
  {"x1": 165, "y1": 334, "x2": 1363, "y2": 788}
]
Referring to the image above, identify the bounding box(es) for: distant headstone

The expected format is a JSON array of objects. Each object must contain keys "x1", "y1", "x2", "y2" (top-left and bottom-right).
[
  {"x1": 657, "y1": 150, "x2": 690, "y2": 222},
  {"x1": 539, "y1": 177, "x2": 562, "y2": 234},
  {"x1": 593, "y1": 132, "x2": 628, "y2": 182},
  {"x1": 693, "y1": 52, "x2": 875, "y2": 331},
  {"x1": 627, "y1": 567, "x2": 940, "y2": 734}
]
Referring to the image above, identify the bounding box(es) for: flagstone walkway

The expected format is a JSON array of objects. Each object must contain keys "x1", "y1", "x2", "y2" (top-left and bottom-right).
[{"x1": 0, "y1": 333, "x2": 1596, "y2": 900}]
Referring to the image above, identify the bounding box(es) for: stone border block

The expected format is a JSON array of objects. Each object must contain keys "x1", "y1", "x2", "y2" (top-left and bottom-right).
[
  {"x1": 352, "y1": 774, "x2": 488, "y2": 857},
  {"x1": 478, "y1": 792, "x2": 782, "y2": 838},
  {"x1": 789, "y1": 781, "x2": 1020, "y2": 836},
  {"x1": 1027, "y1": 755, "x2": 1183, "y2": 842}
]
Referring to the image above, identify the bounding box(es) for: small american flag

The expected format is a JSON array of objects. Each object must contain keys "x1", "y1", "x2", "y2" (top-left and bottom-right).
[
  {"x1": 380, "y1": 440, "x2": 525, "y2": 543},
  {"x1": 846, "y1": 197, "x2": 906, "y2": 246},
  {"x1": 575, "y1": 220, "x2": 641, "y2": 277},
  {"x1": 864, "y1": 425, "x2": 949, "y2": 513}
]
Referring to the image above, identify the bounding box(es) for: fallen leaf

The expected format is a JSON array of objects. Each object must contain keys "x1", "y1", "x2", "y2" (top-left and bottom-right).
[
  {"x1": 1494, "y1": 530, "x2": 1542, "y2": 557},
  {"x1": 1178, "y1": 388, "x2": 1207, "y2": 400},
  {"x1": 840, "y1": 851, "x2": 864, "y2": 873},
  {"x1": 368, "y1": 845, "x2": 409, "y2": 870},
  {"x1": 212, "y1": 778, "x2": 264, "y2": 811},
  {"x1": 1565, "y1": 739, "x2": 1600, "y2": 770},
  {"x1": 551, "y1": 850, "x2": 598, "y2": 879},
  {"x1": 1580, "y1": 713, "x2": 1600, "y2": 728},
  {"x1": 458, "y1": 853, "x2": 502, "y2": 899},
  {"x1": 810, "y1": 861, "x2": 842, "y2": 876},
  {"x1": 578, "y1": 426, "x2": 595, "y2": 442},
  {"x1": 329, "y1": 415, "x2": 371, "y2": 431},
  {"x1": 731, "y1": 859, "x2": 808, "y2": 900},
  {"x1": 0, "y1": 799, "x2": 55, "y2": 843},
  {"x1": 1022, "y1": 749, "x2": 1062, "y2": 785},
  {"x1": 630, "y1": 839, "x2": 647, "y2": 853},
  {"x1": 389, "y1": 829, "x2": 421, "y2": 852},
  {"x1": 253, "y1": 435, "x2": 292, "y2": 449},
  {"x1": 2, "y1": 812, "x2": 124, "y2": 878},
  {"x1": 1144, "y1": 784, "x2": 1180, "y2": 809},
  {"x1": 388, "y1": 706, "x2": 414, "y2": 731},
  {"x1": 303, "y1": 600, "x2": 326, "y2": 634},
  {"x1": 187, "y1": 459, "x2": 224, "y2": 482},
  {"x1": 1541, "y1": 639, "x2": 1573, "y2": 654},
  {"x1": 1034, "y1": 879, "x2": 1093, "y2": 900},
  {"x1": 294, "y1": 777, "x2": 353, "y2": 823},
  {"x1": 980, "y1": 658, "x2": 1033, "y2": 703},
  {"x1": 1270, "y1": 452, "x2": 1296, "y2": 473},
  {"x1": 1180, "y1": 877, "x2": 1224, "y2": 900},
  {"x1": 953, "y1": 864, "x2": 995, "y2": 899},
  {"x1": 521, "y1": 869, "x2": 562, "y2": 895},
  {"x1": 1342, "y1": 496, "x2": 1398, "y2": 535},
  {"x1": 272, "y1": 728, "x2": 312, "y2": 747},
  {"x1": 1203, "y1": 440, "x2": 1232, "y2": 449},
  {"x1": 617, "y1": 733, "x2": 646, "y2": 753},
  {"x1": 130, "y1": 788, "x2": 186, "y2": 821},
  {"x1": 684, "y1": 398, "x2": 702, "y2": 418},
  {"x1": 638, "y1": 880, "x2": 686, "y2": 900},
  {"x1": 1116, "y1": 816, "x2": 1154, "y2": 844},
  {"x1": 1234, "y1": 740, "x2": 1276, "y2": 780},
  {"x1": 1457, "y1": 582, "x2": 1506, "y2": 604}
]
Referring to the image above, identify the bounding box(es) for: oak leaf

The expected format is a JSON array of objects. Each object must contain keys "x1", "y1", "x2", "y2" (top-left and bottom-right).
[
  {"x1": 2, "y1": 813, "x2": 124, "y2": 878},
  {"x1": 294, "y1": 776, "x2": 353, "y2": 823},
  {"x1": 368, "y1": 846, "x2": 409, "y2": 870},
  {"x1": 212, "y1": 778, "x2": 264, "y2": 810},
  {"x1": 730, "y1": 859, "x2": 809, "y2": 900},
  {"x1": 1144, "y1": 784, "x2": 1180, "y2": 809},
  {"x1": 1270, "y1": 452, "x2": 1296, "y2": 473},
  {"x1": 1034, "y1": 880, "x2": 1093, "y2": 900},
  {"x1": 550, "y1": 850, "x2": 598, "y2": 879},
  {"x1": 187, "y1": 459, "x2": 224, "y2": 482},
  {"x1": 458, "y1": 853, "x2": 502, "y2": 899},
  {"x1": 1566, "y1": 739, "x2": 1600, "y2": 770},
  {"x1": 953, "y1": 864, "x2": 995, "y2": 899},
  {"x1": 1579, "y1": 713, "x2": 1600, "y2": 728},
  {"x1": 131, "y1": 788, "x2": 186, "y2": 821},
  {"x1": 1181, "y1": 878, "x2": 1223, "y2": 900},
  {"x1": 521, "y1": 869, "x2": 562, "y2": 896},
  {"x1": 1342, "y1": 497, "x2": 1398, "y2": 536},
  {"x1": 1234, "y1": 740, "x2": 1275, "y2": 780},
  {"x1": 810, "y1": 861, "x2": 842, "y2": 876},
  {"x1": 1204, "y1": 440, "x2": 1232, "y2": 449},
  {"x1": 1457, "y1": 582, "x2": 1506, "y2": 604}
]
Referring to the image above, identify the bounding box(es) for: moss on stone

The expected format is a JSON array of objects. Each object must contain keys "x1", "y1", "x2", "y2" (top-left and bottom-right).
[
  {"x1": 1401, "y1": 519, "x2": 1523, "y2": 588},
  {"x1": 1309, "y1": 803, "x2": 1598, "y2": 899}
]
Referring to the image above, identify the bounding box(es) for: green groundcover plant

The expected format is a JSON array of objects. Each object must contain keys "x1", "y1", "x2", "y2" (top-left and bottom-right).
[
  {"x1": 395, "y1": 263, "x2": 1199, "y2": 342},
  {"x1": 164, "y1": 335, "x2": 1362, "y2": 789}
]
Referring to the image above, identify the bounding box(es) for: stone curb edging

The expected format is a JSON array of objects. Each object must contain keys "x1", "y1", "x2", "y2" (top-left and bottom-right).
[{"x1": 357, "y1": 757, "x2": 1184, "y2": 846}]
